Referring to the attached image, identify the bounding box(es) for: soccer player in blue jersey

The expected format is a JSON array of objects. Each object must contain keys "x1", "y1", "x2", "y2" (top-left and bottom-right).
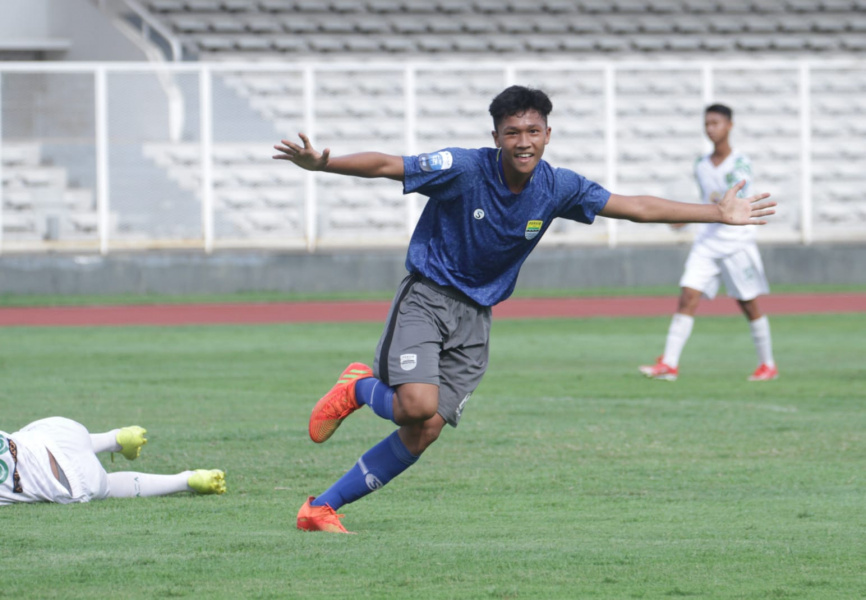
[{"x1": 273, "y1": 85, "x2": 775, "y2": 533}]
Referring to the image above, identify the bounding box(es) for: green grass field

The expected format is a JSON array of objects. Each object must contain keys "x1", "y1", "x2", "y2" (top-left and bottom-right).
[{"x1": 2, "y1": 313, "x2": 864, "y2": 599}]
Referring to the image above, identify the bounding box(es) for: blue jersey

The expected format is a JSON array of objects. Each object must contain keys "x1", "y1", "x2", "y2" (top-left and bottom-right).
[{"x1": 402, "y1": 147, "x2": 610, "y2": 306}]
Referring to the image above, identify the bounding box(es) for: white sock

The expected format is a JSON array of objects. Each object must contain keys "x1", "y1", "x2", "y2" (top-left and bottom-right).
[
  {"x1": 749, "y1": 315, "x2": 775, "y2": 367},
  {"x1": 662, "y1": 313, "x2": 694, "y2": 368},
  {"x1": 90, "y1": 430, "x2": 122, "y2": 453},
  {"x1": 107, "y1": 471, "x2": 194, "y2": 498}
]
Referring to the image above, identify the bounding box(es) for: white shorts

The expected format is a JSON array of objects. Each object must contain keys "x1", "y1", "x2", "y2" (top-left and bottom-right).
[
  {"x1": 19, "y1": 417, "x2": 109, "y2": 503},
  {"x1": 679, "y1": 241, "x2": 769, "y2": 301}
]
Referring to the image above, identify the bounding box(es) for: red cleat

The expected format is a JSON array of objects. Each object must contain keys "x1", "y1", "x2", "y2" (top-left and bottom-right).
[
  {"x1": 308, "y1": 362, "x2": 372, "y2": 443},
  {"x1": 748, "y1": 363, "x2": 779, "y2": 381},
  {"x1": 297, "y1": 496, "x2": 353, "y2": 534},
  {"x1": 639, "y1": 357, "x2": 679, "y2": 381}
]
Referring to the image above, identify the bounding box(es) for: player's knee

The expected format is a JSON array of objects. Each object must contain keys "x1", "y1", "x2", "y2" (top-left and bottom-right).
[
  {"x1": 400, "y1": 419, "x2": 445, "y2": 455},
  {"x1": 394, "y1": 386, "x2": 438, "y2": 424}
]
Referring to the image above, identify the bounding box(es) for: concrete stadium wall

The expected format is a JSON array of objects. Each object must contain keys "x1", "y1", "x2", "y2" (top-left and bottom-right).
[{"x1": 1, "y1": 243, "x2": 865, "y2": 297}]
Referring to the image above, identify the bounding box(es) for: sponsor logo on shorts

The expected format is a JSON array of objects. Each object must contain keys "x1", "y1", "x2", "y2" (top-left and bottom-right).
[
  {"x1": 455, "y1": 393, "x2": 471, "y2": 418},
  {"x1": 0, "y1": 459, "x2": 8, "y2": 485},
  {"x1": 418, "y1": 151, "x2": 453, "y2": 172},
  {"x1": 0, "y1": 436, "x2": 7, "y2": 454},
  {"x1": 365, "y1": 473, "x2": 383, "y2": 491},
  {"x1": 400, "y1": 354, "x2": 417, "y2": 371},
  {"x1": 525, "y1": 220, "x2": 543, "y2": 240},
  {"x1": 474, "y1": 208, "x2": 485, "y2": 220}
]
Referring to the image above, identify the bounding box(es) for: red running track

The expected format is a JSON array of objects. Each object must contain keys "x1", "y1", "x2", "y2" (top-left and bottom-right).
[{"x1": 0, "y1": 294, "x2": 863, "y2": 327}]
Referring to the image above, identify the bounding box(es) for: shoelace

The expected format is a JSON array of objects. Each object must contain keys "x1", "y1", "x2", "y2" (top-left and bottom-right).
[{"x1": 321, "y1": 390, "x2": 355, "y2": 420}]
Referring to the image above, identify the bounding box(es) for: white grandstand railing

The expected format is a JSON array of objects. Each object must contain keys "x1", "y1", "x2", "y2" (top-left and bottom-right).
[
  {"x1": 93, "y1": 0, "x2": 184, "y2": 62},
  {"x1": 0, "y1": 59, "x2": 864, "y2": 255}
]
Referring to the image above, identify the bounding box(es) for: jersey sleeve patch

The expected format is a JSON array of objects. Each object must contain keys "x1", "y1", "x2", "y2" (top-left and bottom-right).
[{"x1": 418, "y1": 151, "x2": 453, "y2": 172}]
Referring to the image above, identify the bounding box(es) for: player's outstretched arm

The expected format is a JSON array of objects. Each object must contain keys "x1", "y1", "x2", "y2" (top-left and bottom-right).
[
  {"x1": 273, "y1": 133, "x2": 404, "y2": 181},
  {"x1": 600, "y1": 180, "x2": 775, "y2": 225}
]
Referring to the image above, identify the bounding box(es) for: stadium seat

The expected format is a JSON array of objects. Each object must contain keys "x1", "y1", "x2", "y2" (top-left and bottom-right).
[
  {"x1": 682, "y1": 0, "x2": 721, "y2": 12},
  {"x1": 436, "y1": 0, "x2": 473, "y2": 13},
  {"x1": 595, "y1": 36, "x2": 630, "y2": 52},
  {"x1": 772, "y1": 36, "x2": 809, "y2": 51},
  {"x1": 258, "y1": 0, "x2": 293, "y2": 11},
  {"x1": 245, "y1": 18, "x2": 283, "y2": 33},
  {"x1": 3, "y1": 190, "x2": 34, "y2": 211},
  {"x1": 474, "y1": 0, "x2": 509, "y2": 13},
  {"x1": 294, "y1": 0, "x2": 325, "y2": 11},
  {"x1": 752, "y1": 0, "x2": 788, "y2": 11},
  {"x1": 244, "y1": 210, "x2": 300, "y2": 232},
  {"x1": 524, "y1": 37, "x2": 561, "y2": 52},
  {"x1": 425, "y1": 16, "x2": 463, "y2": 34},
  {"x1": 629, "y1": 35, "x2": 666, "y2": 52},
  {"x1": 281, "y1": 17, "x2": 319, "y2": 34},
  {"x1": 648, "y1": 0, "x2": 680, "y2": 12},
  {"x1": 606, "y1": 18, "x2": 641, "y2": 34},
  {"x1": 1, "y1": 144, "x2": 41, "y2": 167},
  {"x1": 787, "y1": 0, "x2": 822, "y2": 11},
  {"x1": 416, "y1": 36, "x2": 454, "y2": 52},
  {"x1": 210, "y1": 18, "x2": 244, "y2": 34},
  {"x1": 186, "y1": 0, "x2": 221, "y2": 11},
  {"x1": 234, "y1": 36, "x2": 273, "y2": 52},
  {"x1": 2, "y1": 213, "x2": 38, "y2": 234},
  {"x1": 366, "y1": 0, "x2": 404, "y2": 13},
  {"x1": 197, "y1": 36, "x2": 235, "y2": 52},
  {"x1": 461, "y1": 16, "x2": 498, "y2": 34},
  {"x1": 219, "y1": 189, "x2": 261, "y2": 209},
  {"x1": 777, "y1": 16, "x2": 812, "y2": 32},
  {"x1": 614, "y1": 0, "x2": 650, "y2": 12},
  {"x1": 841, "y1": 36, "x2": 866, "y2": 51},
  {"x1": 452, "y1": 37, "x2": 490, "y2": 52},
  {"x1": 380, "y1": 37, "x2": 414, "y2": 52},
  {"x1": 716, "y1": 0, "x2": 754, "y2": 10},
  {"x1": 173, "y1": 17, "x2": 210, "y2": 33},
  {"x1": 149, "y1": 0, "x2": 185, "y2": 12},
  {"x1": 497, "y1": 16, "x2": 536, "y2": 34},
  {"x1": 390, "y1": 17, "x2": 427, "y2": 34},
  {"x1": 222, "y1": 0, "x2": 254, "y2": 11}
]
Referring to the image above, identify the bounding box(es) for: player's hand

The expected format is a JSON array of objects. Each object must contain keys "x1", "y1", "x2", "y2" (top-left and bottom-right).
[
  {"x1": 718, "y1": 180, "x2": 776, "y2": 225},
  {"x1": 272, "y1": 133, "x2": 330, "y2": 171}
]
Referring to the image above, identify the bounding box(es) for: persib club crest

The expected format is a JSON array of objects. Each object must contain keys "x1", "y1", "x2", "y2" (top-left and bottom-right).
[
  {"x1": 524, "y1": 220, "x2": 543, "y2": 240},
  {"x1": 418, "y1": 151, "x2": 453, "y2": 172}
]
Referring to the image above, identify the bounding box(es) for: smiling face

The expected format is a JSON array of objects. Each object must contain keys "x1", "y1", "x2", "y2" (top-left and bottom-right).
[{"x1": 491, "y1": 109, "x2": 551, "y2": 192}]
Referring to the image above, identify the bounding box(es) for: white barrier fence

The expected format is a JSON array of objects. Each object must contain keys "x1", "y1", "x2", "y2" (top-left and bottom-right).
[{"x1": 1, "y1": 60, "x2": 864, "y2": 254}]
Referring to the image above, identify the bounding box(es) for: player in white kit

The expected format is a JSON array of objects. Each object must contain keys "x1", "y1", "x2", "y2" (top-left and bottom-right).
[
  {"x1": 1, "y1": 417, "x2": 225, "y2": 506},
  {"x1": 640, "y1": 104, "x2": 778, "y2": 382}
]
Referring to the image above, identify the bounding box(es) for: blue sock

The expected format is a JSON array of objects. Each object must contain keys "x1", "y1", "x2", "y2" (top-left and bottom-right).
[
  {"x1": 355, "y1": 377, "x2": 396, "y2": 423},
  {"x1": 311, "y1": 430, "x2": 418, "y2": 510}
]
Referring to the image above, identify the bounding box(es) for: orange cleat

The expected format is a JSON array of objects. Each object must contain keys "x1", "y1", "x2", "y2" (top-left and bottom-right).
[
  {"x1": 748, "y1": 363, "x2": 779, "y2": 381},
  {"x1": 309, "y1": 362, "x2": 373, "y2": 443},
  {"x1": 639, "y1": 357, "x2": 679, "y2": 381},
  {"x1": 297, "y1": 496, "x2": 353, "y2": 534}
]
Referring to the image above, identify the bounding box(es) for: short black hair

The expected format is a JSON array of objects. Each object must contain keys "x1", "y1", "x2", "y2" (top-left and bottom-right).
[
  {"x1": 705, "y1": 103, "x2": 733, "y2": 121},
  {"x1": 488, "y1": 85, "x2": 553, "y2": 130}
]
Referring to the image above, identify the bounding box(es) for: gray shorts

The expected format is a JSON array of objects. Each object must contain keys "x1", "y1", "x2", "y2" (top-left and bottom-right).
[{"x1": 373, "y1": 274, "x2": 492, "y2": 427}]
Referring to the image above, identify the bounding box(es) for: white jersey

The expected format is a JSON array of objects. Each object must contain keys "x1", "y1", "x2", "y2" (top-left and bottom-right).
[
  {"x1": 0, "y1": 428, "x2": 74, "y2": 505},
  {"x1": 693, "y1": 150, "x2": 755, "y2": 246}
]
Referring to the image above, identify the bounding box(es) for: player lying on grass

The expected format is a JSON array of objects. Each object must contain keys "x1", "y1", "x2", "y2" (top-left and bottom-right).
[
  {"x1": 273, "y1": 85, "x2": 775, "y2": 533},
  {"x1": 0, "y1": 417, "x2": 225, "y2": 506}
]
